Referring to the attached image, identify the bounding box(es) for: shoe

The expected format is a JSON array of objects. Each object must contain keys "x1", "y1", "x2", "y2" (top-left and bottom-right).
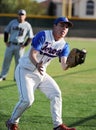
[
  {"x1": 0, "y1": 76, "x2": 6, "y2": 81},
  {"x1": 6, "y1": 119, "x2": 18, "y2": 130},
  {"x1": 53, "y1": 124, "x2": 76, "y2": 130}
]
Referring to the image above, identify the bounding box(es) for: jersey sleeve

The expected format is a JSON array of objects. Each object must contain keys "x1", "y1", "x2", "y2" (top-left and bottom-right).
[
  {"x1": 32, "y1": 31, "x2": 46, "y2": 51},
  {"x1": 60, "y1": 43, "x2": 70, "y2": 57},
  {"x1": 4, "y1": 20, "x2": 14, "y2": 33},
  {"x1": 26, "y1": 23, "x2": 34, "y2": 38}
]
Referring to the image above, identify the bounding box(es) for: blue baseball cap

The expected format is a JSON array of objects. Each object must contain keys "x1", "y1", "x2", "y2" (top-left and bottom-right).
[{"x1": 54, "y1": 17, "x2": 73, "y2": 27}]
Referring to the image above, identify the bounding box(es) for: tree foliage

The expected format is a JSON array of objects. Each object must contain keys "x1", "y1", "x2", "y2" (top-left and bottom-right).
[{"x1": 0, "y1": 0, "x2": 46, "y2": 15}]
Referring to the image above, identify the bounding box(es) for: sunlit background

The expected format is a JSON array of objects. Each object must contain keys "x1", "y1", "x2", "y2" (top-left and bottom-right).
[{"x1": 36, "y1": 0, "x2": 46, "y2": 2}]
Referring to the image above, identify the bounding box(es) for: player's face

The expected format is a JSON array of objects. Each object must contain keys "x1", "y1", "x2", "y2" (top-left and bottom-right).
[
  {"x1": 53, "y1": 22, "x2": 69, "y2": 40},
  {"x1": 18, "y1": 14, "x2": 26, "y2": 22}
]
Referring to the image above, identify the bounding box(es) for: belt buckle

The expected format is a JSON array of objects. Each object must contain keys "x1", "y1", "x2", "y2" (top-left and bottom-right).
[{"x1": 13, "y1": 42, "x2": 18, "y2": 45}]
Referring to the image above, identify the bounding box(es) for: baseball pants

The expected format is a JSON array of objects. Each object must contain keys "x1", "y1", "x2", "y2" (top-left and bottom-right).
[
  {"x1": 1, "y1": 44, "x2": 24, "y2": 78},
  {"x1": 10, "y1": 65, "x2": 63, "y2": 127}
]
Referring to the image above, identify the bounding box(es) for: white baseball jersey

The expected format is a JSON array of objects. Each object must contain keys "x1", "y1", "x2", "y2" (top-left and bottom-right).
[
  {"x1": 4, "y1": 19, "x2": 33, "y2": 43},
  {"x1": 11, "y1": 30, "x2": 70, "y2": 126},
  {"x1": 19, "y1": 30, "x2": 70, "y2": 72}
]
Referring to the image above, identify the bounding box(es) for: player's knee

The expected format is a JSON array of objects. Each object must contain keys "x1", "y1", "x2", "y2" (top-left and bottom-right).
[
  {"x1": 22, "y1": 98, "x2": 34, "y2": 108},
  {"x1": 50, "y1": 90, "x2": 62, "y2": 101}
]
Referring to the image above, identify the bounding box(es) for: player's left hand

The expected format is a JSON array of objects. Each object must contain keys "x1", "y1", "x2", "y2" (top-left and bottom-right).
[{"x1": 66, "y1": 48, "x2": 87, "y2": 68}]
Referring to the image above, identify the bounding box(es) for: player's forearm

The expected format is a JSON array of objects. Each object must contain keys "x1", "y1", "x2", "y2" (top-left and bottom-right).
[
  {"x1": 4, "y1": 32, "x2": 9, "y2": 43},
  {"x1": 60, "y1": 56, "x2": 69, "y2": 70},
  {"x1": 24, "y1": 38, "x2": 32, "y2": 46},
  {"x1": 29, "y1": 48, "x2": 39, "y2": 67},
  {"x1": 61, "y1": 62, "x2": 69, "y2": 70},
  {"x1": 29, "y1": 48, "x2": 44, "y2": 75}
]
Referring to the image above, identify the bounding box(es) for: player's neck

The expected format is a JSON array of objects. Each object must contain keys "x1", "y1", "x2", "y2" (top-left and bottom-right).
[
  {"x1": 53, "y1": 31, "x2": 63, "y2": 41},
  {"x1": 18, "y1": 19, "x2": 25, "y2": 23}
]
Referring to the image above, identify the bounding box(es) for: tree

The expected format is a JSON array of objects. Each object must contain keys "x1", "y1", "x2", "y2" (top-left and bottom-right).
[{"x1": 0, "y1": 0, "x2": 46, "y2": 15}]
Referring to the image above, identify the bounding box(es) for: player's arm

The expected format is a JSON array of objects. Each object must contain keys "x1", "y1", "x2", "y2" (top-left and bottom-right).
[
  {"x1": 29, "y1": 47, "x2": 43, "y2": 75},
  {"x1": 23, "y1": 24, "x2": 34, "y2": 47},
  {"x1": 4, "y1": 32, "x2": 10, "y2": 47},
  {"x1": 29, "y1": 47, "x2": 39, "y2": 66},
  {"x1": 4, "y1": 20, "x2": 13, "y2": 47},
  {"x1": 59, "y1": 43, "x2": 70, "y2": 70},
  {"x1": 4, "y1": 32, "x2": 9, "y2": 42},
  {"x1": 29, "y1": 31, "x2": 46, "y2": 75},
  {"x1": 60, "y1": 56, "x2": 69, "y2": 70},
  {"x1": 23, "y1": 38, "x2": 32, "y2": 47}
]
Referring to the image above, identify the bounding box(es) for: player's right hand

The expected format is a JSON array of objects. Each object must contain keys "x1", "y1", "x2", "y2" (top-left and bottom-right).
[{"x1": 36, "y1": 61, "x2": 44, "y2": 75}]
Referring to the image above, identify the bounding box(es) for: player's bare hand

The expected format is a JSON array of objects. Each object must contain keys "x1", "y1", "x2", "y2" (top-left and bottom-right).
[
  {"x1": 5, "y1": 42, "x2": 10, "y2": 47},
  {"x1": 21, "y1": 45, "x2": 25, "y2": 48},
  {"x1": 36, "y1": 61, "x2": 44, "y2": 75}
]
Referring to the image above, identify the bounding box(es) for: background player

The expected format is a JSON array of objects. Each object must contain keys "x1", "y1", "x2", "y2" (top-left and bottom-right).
[
  {"x1": 6, "y1": 17, "x2": 76, "y2": 130},
  {"x1": 0, "y1": 9, "x2": 33, "y2": 81}
]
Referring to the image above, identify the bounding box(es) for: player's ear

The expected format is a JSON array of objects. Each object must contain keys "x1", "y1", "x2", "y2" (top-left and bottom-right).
[{"x1": 53, "y1": 24, "x2": 57, "y2": 27}]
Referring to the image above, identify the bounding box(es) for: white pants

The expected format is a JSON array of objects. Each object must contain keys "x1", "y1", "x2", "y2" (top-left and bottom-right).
[{"x1": 10, "y1": 65, "x2": 63, "y2": 127}]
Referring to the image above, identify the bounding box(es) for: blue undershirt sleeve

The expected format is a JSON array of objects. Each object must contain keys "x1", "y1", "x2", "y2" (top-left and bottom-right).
[{"x1": 60, "y1": 43, "x2": 70, "y2": 57}]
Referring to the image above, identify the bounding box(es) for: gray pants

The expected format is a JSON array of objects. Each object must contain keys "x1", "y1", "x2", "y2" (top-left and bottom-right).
[{"x1": 0, "y1": 44, "x2": 25, "y2": 79}]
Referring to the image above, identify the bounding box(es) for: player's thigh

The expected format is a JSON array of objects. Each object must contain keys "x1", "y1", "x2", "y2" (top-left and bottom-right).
[
  {"x1": 15, "y1": 66, "x2": 39, "y2": 102},
  {"x1": 39, "y1": 73, "x2": 61, "y2": 99},
  {"x1": 14, "y1": 46, "x2": 25, "y2": 58},
  {"x1": 14, "y1": 46, "x2": 21, "y2": 64},
  {"x1": 4, "y1": 46, "x2": 13, "y2": 60}
]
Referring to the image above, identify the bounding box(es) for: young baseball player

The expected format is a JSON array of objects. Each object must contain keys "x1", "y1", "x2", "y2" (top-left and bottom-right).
[
  {"x1": 6, "y1": 17, "x2": 76, "y2": 130},
  {"x1": 0, "y1": 9, "x2": 33, "y2": 81}
]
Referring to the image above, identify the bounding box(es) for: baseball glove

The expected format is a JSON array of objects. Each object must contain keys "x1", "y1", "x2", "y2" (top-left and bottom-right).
[{"x1": 66, "y1": 48, "x2": 87, "y2": 68}]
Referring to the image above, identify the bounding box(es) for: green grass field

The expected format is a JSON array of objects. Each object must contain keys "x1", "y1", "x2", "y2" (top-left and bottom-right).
[{"x1": 0, "y1": 35, "x2": 96, "y2": 130}]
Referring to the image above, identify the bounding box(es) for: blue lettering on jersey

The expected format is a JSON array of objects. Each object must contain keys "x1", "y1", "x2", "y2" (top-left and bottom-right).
[
  {"x1": 40, "y1": 41, "x2": 62, "y2": 57},
  {"x1": 32, "y1": 31, "x2": 70, "y2": 58}
]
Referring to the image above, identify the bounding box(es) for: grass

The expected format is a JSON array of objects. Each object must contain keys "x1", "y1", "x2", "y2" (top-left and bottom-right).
[{"x1": 0, "y1": 35, "x2": 96, "y2": 130}]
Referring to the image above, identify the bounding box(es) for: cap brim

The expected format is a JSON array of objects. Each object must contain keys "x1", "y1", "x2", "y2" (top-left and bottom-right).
[
  {"x1": 67, "y1": 21, "x2": 73, "y2": 27},
  {"x1": 60, "y1": 21, "x2": 73, "y2": 27},
  {"x1": 18, "y1": 13, "x2": 25, "y2": 15}
]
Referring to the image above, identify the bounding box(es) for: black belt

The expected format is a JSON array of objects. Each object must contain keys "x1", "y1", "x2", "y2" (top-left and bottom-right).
[{"x1": 10, "y1": 42, "x2": 23, "y2": 45}]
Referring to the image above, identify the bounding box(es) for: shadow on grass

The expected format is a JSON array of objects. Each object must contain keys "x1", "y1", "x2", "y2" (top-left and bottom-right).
[
  {"x1": 20, "y1": 114, "x2": 96, "y2": 128},
  {"x1": 52, "y1": 67, "x2": 96, "y2": 79},
  {"x1": 0, "y1": 83, "x2": 16, "y2": 89},
  {"x1": 68, "y1": 114, "x2": 96, "y2": 127},
  {"x1": 0, "y1": 113, "x2": 9, "y2": 130},
  {"x1": 0, "y1": 113, "x2": 96, "y2": 129}
]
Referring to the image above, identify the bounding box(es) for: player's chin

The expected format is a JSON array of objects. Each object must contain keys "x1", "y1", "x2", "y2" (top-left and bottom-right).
[
  {"x1": 61, "y1": 32, "x2": 66, "y2": 37},
  {"x1": 60, "y1": 34, "x2": 66, "y2": 38}
]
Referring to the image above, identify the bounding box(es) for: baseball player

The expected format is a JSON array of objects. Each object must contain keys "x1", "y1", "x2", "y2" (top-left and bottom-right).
[
  {"x1": 6, "y1": 17, "x2": 76, "y2": 130},
  {"x1": 0, "y1": 9, "x2": 33, "y2": 81}
]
